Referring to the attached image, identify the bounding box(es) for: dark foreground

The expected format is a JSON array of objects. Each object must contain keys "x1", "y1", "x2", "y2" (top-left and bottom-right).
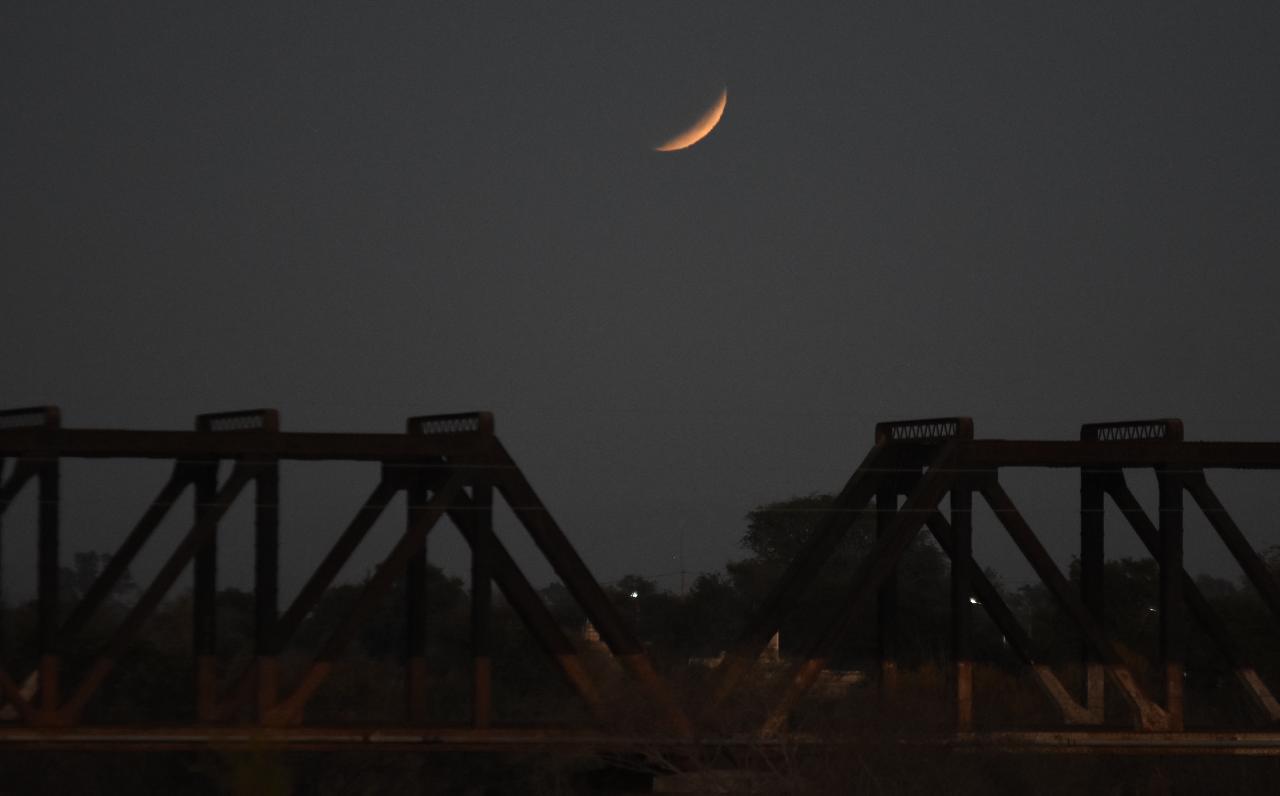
[{"x1": 3, "y1": 744, "x2": 1280, "y2": 795}]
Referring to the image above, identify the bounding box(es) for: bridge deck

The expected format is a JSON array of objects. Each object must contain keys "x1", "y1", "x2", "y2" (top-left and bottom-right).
[{"x1": 0, "y1": 725, "x2": 1277, "y2": 755}]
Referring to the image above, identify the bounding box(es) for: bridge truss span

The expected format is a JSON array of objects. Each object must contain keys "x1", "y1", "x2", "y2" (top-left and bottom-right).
[
  {"x1": 715, "y1": 415, "x2": 1280, "y2": 745},
  {"x1": 2, "y1": 408, "x2": 1280, "y2": 755},
  {"x1": 0, "y1": 406, "x2": 686, "y2": 739}
]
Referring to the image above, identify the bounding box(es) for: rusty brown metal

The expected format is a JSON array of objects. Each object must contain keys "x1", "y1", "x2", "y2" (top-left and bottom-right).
[
  {"x1": 925, "y1": 511, "x2": 1095, "y2": 724},
  {"x1": 1080, "y1": 419, "x2": 1184, "y2": 443},
  {"x1": 761, "y1": 441, "x2": 960, "y2": 735},
  {"x1": 957, "y1": 730, "x2": 1280, "y2": 755},
  {"x1": 62, "y1": 463, "x2": 260, "y2": 724},
  {"x1": 59, "y1": 465, "x2": 193, "y2": 641},
  {"x1": 268, "y1": 475, "x2": 464, "y2": 725},
  {"x1": 196, "y1": 411, "x2": 286, "y2": 722},
  {"x1": 0, "y1": 458, "x2": 38, "y2": 507},
  {"x1": 875, "y1": 416, "x2": 974, "y2": 445},
  {"x1": 0, "y1": 725, "x2": 1279, "y2": 755},
  {"x1": 204, "y1": 412, "x2": 624, "y2": 729},
  {"x1": 1157, "y1": 466, "x2": 1185, "y2": 730},
  {"x1": 7, "y1": 408, "x2": 1280, "y2": 754},
  {"x1": 253, "y1": 456, "x2": 280, "y2": 719},
  {"x1": 489, "y1": 439, "x2": 692, "y2": 735},
  {"x1": 444, "y1": 496, "x2": 605, "y2": 718},
  {"x1": 0, "y1": 668, "x2": 33, "y2": 724},
  {"x1": 961, "y1": 439, "x2": 1280, "y2": 469},
  {"x1": 0, "y1": 406, "x2": 61, "y2": 431},
  {"x1": 979, "y1": 478, "x2": 1170, "y2": 731},
  {"x1": 215, "y1": 475, "x2": 404, "y2": 721},
  {"x1": 0, "y1": 412, "x2": 60, "y2": 721},
  {"x1": 404, "y1": 465, "x2": 430, "y2": 724},
  {"x1": 1101, "y1": 472, "x2": 1280, "y2": 722},
  {"x1": 191, "y1": 454, "x2": 219, "y2": 722},
  {"x1": 489, "y1": 442, "x2": 639, "y2": 658},
  {"x1": 711, "y1": 440, "x2": 894, "y2": 706},
  {"x1": 469, "y1": 480, "x2": 494, "y2": 729},
  {"x1": 1079, "y1": 464, "x2": 1108, "y2": 719},
  {"x1": 950, "y1": 484, "x2": 973, "y2": 732},
  {"x1": 278, "y1": 476, "x2": 404, "y2": 638},
  {"x1": 1182, "y1": 470, "x2": 1280, "y2": 622},
  {"x1": 0, "y1": 457, "x2": 39, "y2": 665},
  {"x1": 876, "y1": 482, "x2": 899, "y2": 700},
  {"x1": 36, "y1": 458, "x2": 59, "y2": 719},
  {"x1": 406, "y1": 411, "x2": 494, "y2": 437},
  {"x1": 0, "y1": 427, "x2": 484, "y2": 461}
]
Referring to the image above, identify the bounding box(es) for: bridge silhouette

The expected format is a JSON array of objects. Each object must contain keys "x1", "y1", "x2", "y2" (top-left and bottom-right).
[{"x1": 1, "y1": 407, "x2": 1279, "y2": 755}]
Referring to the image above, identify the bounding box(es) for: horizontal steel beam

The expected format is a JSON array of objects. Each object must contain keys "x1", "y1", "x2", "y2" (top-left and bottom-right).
[
  {"x1": 12, "y1": 436, "x2": 1280, "y2": 469},
  {"x1": 12, "y1": 426, "x2": 1280, "y2": 469},
  {"x1": 959, "y1": 441, "x2": 1280, "y2": 469},
  {"x1": 1, "y1": 726, "x2": 1280, "y2": 755},
  {"x1": 0, "y1": 428, "x2": 490, "y2": 461},
  {"x1": 959, "y1": 731, "x2": 1280, "y2": 756}
]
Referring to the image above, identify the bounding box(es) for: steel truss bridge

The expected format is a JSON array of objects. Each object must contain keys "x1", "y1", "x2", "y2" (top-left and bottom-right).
[{"x1": 1, "y1": 407, "x2": 1279, "y2": 755}]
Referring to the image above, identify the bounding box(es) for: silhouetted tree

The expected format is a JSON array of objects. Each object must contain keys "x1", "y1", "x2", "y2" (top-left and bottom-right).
[{"x1": 726, "y1": 494, "x2": 951, "y2": 668}]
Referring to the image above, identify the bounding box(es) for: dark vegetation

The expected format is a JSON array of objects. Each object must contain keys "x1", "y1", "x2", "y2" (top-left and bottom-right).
[{"x1": 3, "y1": 494, "x2": 1280, "y2": 792}]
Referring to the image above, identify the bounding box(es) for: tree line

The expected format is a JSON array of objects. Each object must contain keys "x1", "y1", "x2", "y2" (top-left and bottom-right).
[{"x1": 2, "y1": 493, "x2": 1280, "y2": 723}]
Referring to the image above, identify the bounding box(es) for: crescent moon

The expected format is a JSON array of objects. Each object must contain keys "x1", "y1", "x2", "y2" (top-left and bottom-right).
[{"x1": 653, "y1": 87, "x2": 728, "y2": 152}]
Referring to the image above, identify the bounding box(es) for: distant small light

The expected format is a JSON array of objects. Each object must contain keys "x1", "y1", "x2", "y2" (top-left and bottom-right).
[
  {"x1": 969, "y1": 596, "x2": 980, "y2": 605},
  {"x1": 1147, "y1": 606, "x2": 1157, "y2": 613},
  {"x1": 630, "y1": 591, "x2": 639, "y2": 599}
]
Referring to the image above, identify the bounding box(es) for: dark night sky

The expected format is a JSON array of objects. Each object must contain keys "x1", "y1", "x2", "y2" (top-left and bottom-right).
[{"x1": 4, "y1": 2, "x2": 1280, "y2": 599}]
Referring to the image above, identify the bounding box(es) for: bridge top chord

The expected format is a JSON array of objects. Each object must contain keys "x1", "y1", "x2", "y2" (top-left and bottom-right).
[
  {"x1": 195, "y1": 409, "x2": 280, "y2": 433},
  {"x1": 1080, "y1": 418, "x2": 1183, "y2": 442},
  {"x1": 406, "y1": 412, "x2": 494, "y2": 437},
  {"x1": 0, "y1": 405, "x2": 60, "y2": 430},
  {"x1": 875, "y1": 417, "x2": 974, "y2": 445}
]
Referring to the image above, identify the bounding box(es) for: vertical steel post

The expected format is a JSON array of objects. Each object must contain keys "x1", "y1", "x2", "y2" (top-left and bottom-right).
[
  {"x1": 192, "y1": 408, "x2": 280, "y2": 721},
  {"x1": 950, "y1": 484, "x2": 973, "y2": 732},
  {"x1": 37, "y1": 458, "x2": 59, "y2": 717},
  {"x1": 1080, "y1": 469, "x2": 1106, "y2": 719},
  {"x1": 471, "y1": 480, "x2": 494, "y2": 728},
  {"x1": 1157, "y1": 466, "x2": 1184, "y2": 730},
  {"x1": 876, "y1": 484, "x2": 898, "y2": 699},
  {"x1": 405, "y1": 465, "x2": 428, "y2": 723},
  {"x1": 193, "y1": 460, "x2": 218, "y2": 721},
  {"x1": 254, "y1": 459, "x2": 279, "y2": 720},
  {"x1": 0, "y1": 457, "x2": 6, "y2": 659}
]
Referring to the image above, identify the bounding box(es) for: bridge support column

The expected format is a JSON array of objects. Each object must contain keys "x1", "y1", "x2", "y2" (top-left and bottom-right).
[
  {"x1": 37, "y1": 458, "x2": 60, "y2": 720},
  {"x1": 471, "y1": 481, "x2": 493, "y2": 728},
  {"x1": 405, "y1": 466, "x2": 429, "y2": 723},
  {"x1": 0, "y1": 456, "x2": 5, "y2": 660},
  {"x1": 254, "y1": 459, "x2": 280, "y2": 720},
  {"x1": 1158, "y1": 466, "x2": 1184, "y2": 730},
  {"x1": 950, "y1": 484, "x2": 973, "y2": 732},
  {"x1": 1080, "y1": 468, "x2": 1106, "y2": 721},
  {"x1": 876, "y1": 484, "x2": 898, "y2": 701},
  {"x1": 193, "y1": 460, "x2": 218, "y2": 722}
]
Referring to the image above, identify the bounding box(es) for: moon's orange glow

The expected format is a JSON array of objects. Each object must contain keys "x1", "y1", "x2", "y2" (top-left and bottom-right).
[{"x1": 654, "y1": 87, "x2": 728, "y2": 152}]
